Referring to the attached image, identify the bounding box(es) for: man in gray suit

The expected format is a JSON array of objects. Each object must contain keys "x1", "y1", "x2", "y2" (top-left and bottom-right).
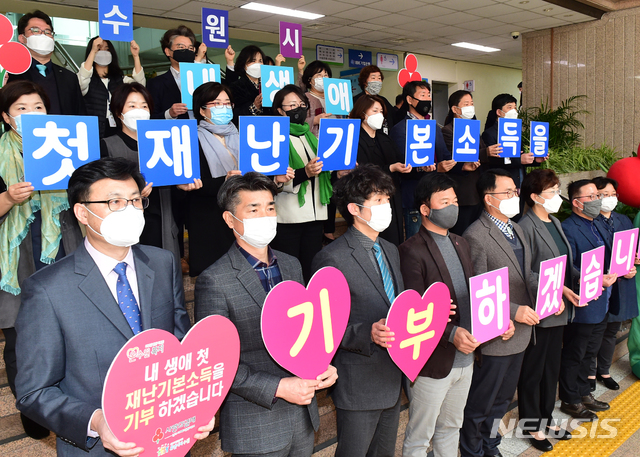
[
  {"x1": 14, "y1": 158, "x2": 214, "y2": 456},
  {"x1": 460, "y1": 168, "x2": 537, "y2": 457},
  {"x1": 312, "y1": 164, "x2": 405, "y2": 457},
  {"x1": 195, "y1": 172, "x2": 337, "y2": 457}
]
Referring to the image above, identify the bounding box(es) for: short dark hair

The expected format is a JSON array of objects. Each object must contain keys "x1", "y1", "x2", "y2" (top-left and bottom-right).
[
  {"x1": 192, "y1": 82, "x2": 234, "y2": 122},
  {"x1": 395, "y1": 94, "x2": 403, "y2": 105},
  {"x1": 301, "y1": 60, "x2": 332, "y2": 90},
  {"x1": 402, "y1": 80, "x2": 431, "y2": 102},
  {"x1": 160, "y1": 25, "x2": 196, "y2": 53},
  {"x1": 349, "y1": 94, "x2": 387, "y2": 120},
  {"x1": 521, "y1": 169, "x2": 560, "y2": 207},
  {"x1": 217, "y1": 172, "x2": 278, "y2": 213},
  {"x1": 0, "y1": 81, "x2": 50, "y2": 130},
  {"x1": 272, "y1": 84, "x2": 309, "y2": 114},
  {"x1": 333, "y1": 164, "x2": 395, "y2": 226},
  {"x1": 235, "y1": 45, "x2": 265, "y2": 79},
  {"x1": 485, "y1": 93, "x2": 518, "y2": 129},
  {"x1": 17, "y1": 10, "x2": 53, "y2": 36},
  {"x1": 567, "y1": 179, "x2": 594, "y2": 201},
  {"x1": 444, "y1": 89, "x2": 473, "y2": 126},
  {"x1": 414, "y1": 173, "x2": 457, "y2": 211},
  {"x1": 358, "y1": 65, "x2": 383, "y2": 91},
  {"x1": 592, "y1": 176, "x2": 618, "y2": 191},
  {"x1": 85, "y1": 37, "x2": 123, "y2": 80},
  {"x1": 476, "y1": 168, "x2": 513, "y2": 200},
  {"x1": 68, "y1": 157, "x2": 145, "y2": 208},
  {"x1": 109, "y1": 82, "x2": 153, "y2": 129}
]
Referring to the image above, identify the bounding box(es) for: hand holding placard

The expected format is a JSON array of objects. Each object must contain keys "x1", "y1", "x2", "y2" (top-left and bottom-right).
[
  {"x1": 469, "y1": 267, "x2": 511, "y2": 343},
  {"x1": 535, "y1": 255, "x2": 567, "y2": 320},
  {"x1": 579, "y1": 246, "x2": 605, "y2": 306},
  {"x1": 609, "y1": 228, "x2": 639, "y2": 276}
]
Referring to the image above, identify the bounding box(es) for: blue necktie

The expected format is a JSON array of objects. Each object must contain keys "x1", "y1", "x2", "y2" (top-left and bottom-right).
[
  {"x1": 114, "y1": 262, "x2": 141, "y2": 335},
  {"x1": 372, "y1": 242, "x2": 395, "y2": 302},
  {"x1": 36, "y1": 64, "x2": 47, "y2": 77}
]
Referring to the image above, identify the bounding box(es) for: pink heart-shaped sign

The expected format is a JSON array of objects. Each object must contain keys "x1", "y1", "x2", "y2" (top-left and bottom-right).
[
  {"x1": 261, "y1": 267, "x2": 350, "y2": 380},
  {"x1": 103, "y1": 315, "x2": 240, "y2": 457},
  {"x1": 386, "y1": 282, "x2": 451, "y2": 381}
]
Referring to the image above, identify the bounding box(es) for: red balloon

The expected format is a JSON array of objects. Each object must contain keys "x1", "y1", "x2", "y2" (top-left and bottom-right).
[
  {"x1": 607, "y1": 155, "x2": 640, "y2": 208},
  {"x1": 405, "y1": 53, "x2": 418, "y2": 73},
  {"x1": 0, "y1": 14, "x2": 13, "y2": 44},
  {"x1": 0, "y1": 41, "x2": 32, "y2": 74}
]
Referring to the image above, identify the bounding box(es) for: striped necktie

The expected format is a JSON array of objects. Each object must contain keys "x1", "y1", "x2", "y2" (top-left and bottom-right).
[
  {"x1": 114, "y1": 262, "x2": 142, "y2": 335},
  {"x1": 372, "y1": 242, "x2": 396, "y2": 302}
]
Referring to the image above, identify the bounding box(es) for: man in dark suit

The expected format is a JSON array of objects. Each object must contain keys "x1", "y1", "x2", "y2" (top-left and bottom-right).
[
  {"x1": 560, "y1": 179, "x2": 617, "y2": 421},
  {"x1": 460, "y1": 169, "x2": 536, "y2": 457},
  {"x1": 195, "y1": 172, "x2": 337, "y2": 457},
  {"x1": 9, "y1": 10, "x2": 85, "y2": 115},
  {"x1": 399, "y1": 173, "x2": 478, "y2": 457},
  {"x1": 14, "y1": 158, "x2": 213, "y2": 456},
  {"x1": 312, "y1": 164, "x2": 405, "y2": 457}
]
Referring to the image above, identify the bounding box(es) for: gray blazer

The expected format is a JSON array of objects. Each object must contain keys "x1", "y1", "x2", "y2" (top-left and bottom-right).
[
  {"x1": 518, "y1": 210, "x2": 580, "y2": 327},
  {"x1": 463, "y1": 213, "x2": 537, "y2": 357},
  {"x1": 311, "y1": 228, "x2": 405, "y2": 411},
  {"x1": 194, "y1": 243, "x2": 320, "y2": 455},
  {"x1": 14, "y1": 242, "x2": 190, "y2": 456}
]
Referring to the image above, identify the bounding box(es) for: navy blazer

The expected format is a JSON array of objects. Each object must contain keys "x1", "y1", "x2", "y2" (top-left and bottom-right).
[
  {"x1": 562, "y1": 213, "x2": 612, "y2": 324},
  {"x1": 147, "y1": 70, "x2": 189, "y2": 120}
]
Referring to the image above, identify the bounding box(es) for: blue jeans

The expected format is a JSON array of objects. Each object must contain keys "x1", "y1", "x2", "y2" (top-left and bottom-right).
[{"x1": 404, "y1": 209, "x2": 421, "y2": 241}]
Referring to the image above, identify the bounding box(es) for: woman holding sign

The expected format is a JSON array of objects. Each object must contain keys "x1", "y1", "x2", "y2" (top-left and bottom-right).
[
  {"x1": 270, "y1": 84, "x2": 332, "y2": 282},
  {"x1": 300, "y1": 60, "x2": 334, "y2": 137},
  {"x1": 517, "y1": 169, "x2": 580, "y2": 450},
  {"x1": 229, "y1": 45, "x2": 271, "y2": 125},
  {"x1": 0, "y1": 80, "x2": 83, "y2": 439}
]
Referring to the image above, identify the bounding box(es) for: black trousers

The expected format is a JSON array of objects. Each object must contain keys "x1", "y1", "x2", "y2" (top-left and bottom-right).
[
  {"x1": 518, "y1": 326, "x2": 564, "y2": 431},
  {"x1": 460, "y1": 352, "x2": 525, "y2": 457},
  {"x1": 270, "y1": 221, "x2": 324, "y2": 283},
  {"x1": 2, "y1": 327, "x2": 17, "y2": 397},
  {"x1": 558, "y1": 316, "x2": 607, "y2": 404},
  {"x1": 589, "y1": 320, "x2": 622, "y2": 376}
]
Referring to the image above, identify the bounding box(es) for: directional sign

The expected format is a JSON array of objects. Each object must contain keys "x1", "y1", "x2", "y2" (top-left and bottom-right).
[
  {"x1": 348, "y1": 49, "x2": 372, "y2": 68},
  {"x1": 316, "y1": 44, "x2": 344, "y2": 65},
  {"x1": 377, "y1": 53, "x2": 398, "y2": 70}
]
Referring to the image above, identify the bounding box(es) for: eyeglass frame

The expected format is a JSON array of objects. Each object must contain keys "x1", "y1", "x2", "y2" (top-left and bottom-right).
[
  {"x1": 486, "y1": 189, "x2": 521, "y2": 199},
  {"x1": 25, "y1": 27, "x2": 55, "y2": 37},
  {"x1": 172, "y1": 43, "x2": 196, "y2": 52},
  {"x1": 574, "y1": 194, "x2": 601, "y2": 202},
  {"x1": 540, "y1": 188, "x2": 562, "y2": 196},
  {"x1": 281, "y1": 102, "x2": 308, "y2": 110},
  {"x1": 82, "y1": 197, "x2": 149, "y2": 212},
  {"x1": 204, "y1": 101, "x2": 234, "y2": 109}
]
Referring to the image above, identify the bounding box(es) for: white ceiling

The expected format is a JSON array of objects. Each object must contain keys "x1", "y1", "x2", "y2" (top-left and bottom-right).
[{"x1": 60, "y1": 0, "x2": 597, "y2": 69}]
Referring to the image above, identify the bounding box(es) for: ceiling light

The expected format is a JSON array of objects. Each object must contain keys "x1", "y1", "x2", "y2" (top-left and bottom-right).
[
  {"x1": 451, "y1": 42, "x2": 500, "y2": 53},
  {"x1": 240, "y1": 2, "x2": 324, "y2": 20}
]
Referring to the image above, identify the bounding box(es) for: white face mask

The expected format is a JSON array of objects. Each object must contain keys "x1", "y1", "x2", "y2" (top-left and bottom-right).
[
  {"x1": 232, "y1": 214, "x2": 277, "y2": 248},
  {"x1": 459, "y1": 105, "x2": 475, "y2": 120},
  {"x1": 366, "y1": 112, "x2": 384, "y2": 131},
  {"x1": 537, "y1": 193, "x2": 563, "y2": 214},
  {"x1": 600, "y1": 196, "x2": 618, "y2": 212},
  {"x1": 121, "y1": 109, "x2": 150, "y2": 132},
  {"x1": 84, "y1": 204, "x2": 146, "y2": 247},
  {"x1": 490, "y1": 195, "x2": 520, "y2": 219},
  {"x1": 312, "y1": 76, "x2": 324, "y2": 92},
  {"x1": 94, "y1": 50, "x2": 113, "y2": 66},
  {"x1": 246, "y1": 63, "x2": 262, "y2": 79},
  {"x1": 502, "y1": 109, "x2": 518, "y2": 119},
  {"x1": 25, "y1": 34, "x2": 55, "y2": 55},
  {"x1": 356, "y1": 202, "x2": 392, "y2": 233}
]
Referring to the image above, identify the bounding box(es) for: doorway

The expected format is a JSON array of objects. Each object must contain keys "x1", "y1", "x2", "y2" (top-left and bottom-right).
[{"x1": 431, "y1": 82, "x2": 449, "y2": 126}]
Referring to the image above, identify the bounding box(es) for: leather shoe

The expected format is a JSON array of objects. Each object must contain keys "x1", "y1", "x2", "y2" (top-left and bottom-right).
[
  {"x1": 589, "y1": 378, "x2": 596, "y2": 392},
  {"x1": 546, "y1": 426, "x2": 572, "y2": 440},
  {"x1": 560, "y1": 402, "x2": 598, "y2": 421},
  {"x1": 20, "y1": 413, "x2": 50, "y2": 440},
  {"x1": 523, "y1": 431, "x2": 553, "y2": 452},
  {"x1": 582, "y1": 393, "x2": 610, "y2": 411},
  {"x1": 597, "y1": 374, "x2": 620, "y2": 390}
]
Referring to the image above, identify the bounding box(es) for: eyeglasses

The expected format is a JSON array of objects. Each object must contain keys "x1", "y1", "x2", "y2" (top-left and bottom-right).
[
  {"x1": 206, "y1": 101, "x2": 234, "y2": 109},
  {"x1": 575, "y1": 194, "x2": 601, "y2": 201},
  {"x1": 541, "y1": 189, "x2": 562, "y2": 196},
  {"x1": 82, "y1": 197, "x2": 149, "y2": 212},
  {"x1": 282, "y1": 102, "x2": 307, "y2": 110},
  {"x1": 598, "y1": 192, "x2": 618, "y2": 198},
  {"x1": 487, "y1": 189, "x2": 520, "y2": 198},
  {"x1": 173, "y1": 44, "x2": 196, "y2": 52},
  {"x1": 27, "y1": 27, "x2": 55, "y2": 37}
]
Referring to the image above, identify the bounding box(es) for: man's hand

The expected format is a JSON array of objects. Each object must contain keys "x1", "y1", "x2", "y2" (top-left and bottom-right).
[
  {"x1": 515, "y1": 305, "x2": 540, "y2": 326},
  {"x1": 6, "y1": 182, "x2": 34, "y2": 205},
  {"x1": 501, "y1": 320, "x2": 515, "y2": 340},
  {"x1": 274, "y1": 167, "x2": 295, "y2": 184},
  {"x1": 624, "y1": 266, "x2": 637, "y2": 279},
  {"x1": 141, "y1": 182, "x2": 153, "y2": 198},
  {"x1": 462, "y1": 161, "x2": 480, "y2": 171},
  {"x1": 487, "y1": 144, "x2": 502, "y2": 158},
  {"x1": 390, "y1": 162, "x2": 412, "y2": 173},
  {"x1": 603, "y1": 273, "x2": 618, "y2": 288},
  {"x1": 316, "y1": 365, "x2": 338, "y2": 389},
  {"x1": 420, "y1": 165, "x2": 437, "y2": 172},
  {"x1": 195, "y1": 42, "x2": 207, "y2": 62},
  {"x1": 176, "y1": 178, "x2": 203, "y2": 191},
  {"x1": 449, "y1": 301, "x2": 456, "y2": 322},
  {"x1": 562, "y1": 286, "x2": 579, "y2": 307},
  {"x1": 193, "y1": 416, "x2": 215, "y2": 440},
  {"x1": 169, "y1": 103, "x2": 188, "y2": 118},
  {"x1": 225, "y1": 170, "x2": 242, "y2": 181},
  {"x1": 276, "y1": 377, "x2": 319, "y2": 405},
  {"x1": 520, "y1": 152, "x2": 535, "y2": 165},
  {"x1": 453, "y1": 327, "x2": 479, "y2": 354},
  {"x1": 371, "y1": 318, "x2": 395, "y2": 348},
  {"x1": 437, "y1": 160, "x2": 457, "y2": 173},
  {"x1": 92, "y1": 409, "x2": 144, "y2": 456}
]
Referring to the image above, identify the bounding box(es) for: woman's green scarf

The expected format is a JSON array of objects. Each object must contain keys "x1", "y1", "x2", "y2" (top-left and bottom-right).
[
  {"x1": 0, "y1": 130, "x2": 69, "y2": 295},
  {"x1": 288, "y1": 122, "x2": 332, "y2": 207}
]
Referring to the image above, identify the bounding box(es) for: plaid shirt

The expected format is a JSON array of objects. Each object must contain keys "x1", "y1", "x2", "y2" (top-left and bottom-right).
[
  {"x1": 484, "y1": 210, "x2": 515, "y2": 240},
  {"x1": 236, "y1": 242, "x2": 282, "y2": 293},
  {"x1": 248, "y1": 78, "x2": 263, "y2": 115}
]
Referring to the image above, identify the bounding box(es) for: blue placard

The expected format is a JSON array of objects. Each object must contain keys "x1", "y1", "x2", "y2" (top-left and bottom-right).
[
  {"x1": 404, "y1": 119, "x2": 436, "y2": 167},
  {"x1": 137, "y1": 120, "x2": 200, "y2": 186},
  {"x1": 324, "y1": 78, "x2": 353, "y2": 116},
  {"x1": 348, "y1": 49, "x2": 372, "y2": 68},
  {"x1": 498, "y1": 118, "x2": 522, "y2": 158},
  {"x1": 238, "y1": 116, "x2": 289, "y2": 175},
  {"x1": 22, "y1": 115, "x2": 100, "y2": 191},
  {"x1": 179, "y1": 63, "x2": 221, "y2": 109},
  {"x1": 202, "y1": 8, "x2": 229, "y2": 49},
  {"x1": 452, "y1": 118, "x2": 481, "y2": 162},
  {"x1": 317, "y1": 119, "x2": 360, "y2": 171},
  {"x1": 98, "y1": 0, "x2": 133, "y2": 42},
  {"x1": 530, "y1": 121, "x2": 550, "y2": 157},
  {"x1": 260, "y1": 65, "x2": 295, "y2": 108}
]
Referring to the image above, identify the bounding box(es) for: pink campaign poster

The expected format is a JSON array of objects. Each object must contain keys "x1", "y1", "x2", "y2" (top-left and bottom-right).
[
  {"x1": 535, "y1": 255, "x2": 567, "y2": 320},
  {"x1": 469, "y1": 267, "x2": 510, "y2": 344},
  {"x1": 385, "y1": 282, "x2": 451, "y2": 382},
  {"x1": 102, "y1": 315, "x2": 240, "y2": 457},
  {"x1": 609, "y1": 228, "x2": 639, "y2": 277},
  {"x1": 261, "y1": 267, "x2": 350, "y2": 380},
  {"x1": 579, "y1": 245, "x2": 605, "y2": 306}
]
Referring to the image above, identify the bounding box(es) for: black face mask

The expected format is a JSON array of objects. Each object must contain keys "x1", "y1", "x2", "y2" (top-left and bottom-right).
[
  {"x1": 285, "y1": 106, "x2": 307, "y2": 124},
  {"x1": 413, "y1": 99, "x2": 432, "y2": 116},
  {"x1": 172, "y1": 49, "x2": 196, "y2": 63}
]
